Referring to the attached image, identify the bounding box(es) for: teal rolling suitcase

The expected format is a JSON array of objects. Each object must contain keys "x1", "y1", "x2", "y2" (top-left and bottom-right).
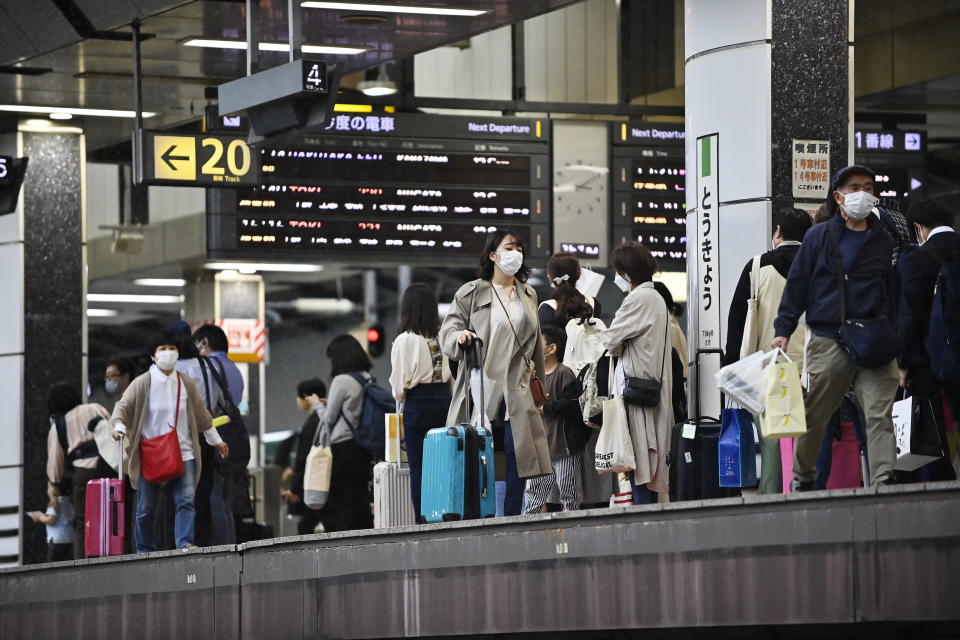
[{"x1": 421, "y1": 338, "x2": 496, "y2": 522}]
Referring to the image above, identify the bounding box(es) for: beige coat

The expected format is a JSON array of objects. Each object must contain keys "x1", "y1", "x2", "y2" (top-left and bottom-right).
[
  {"x1": 440, "y1": 278, "x2": 553, "y2": 479},
  {"x1": 602, "y1": 282, "x2": 674, "y2": 493},
  {"x1": 110, "y1": 371, "x2": 214, "y2": 489}
]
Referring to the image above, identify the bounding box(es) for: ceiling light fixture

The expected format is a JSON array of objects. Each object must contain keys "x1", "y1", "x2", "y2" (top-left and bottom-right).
[
  {"x1": 133, "y1": 278, "x2": 187, "y2": 287},
  {"x1": 0, "y1": 105, "x2": 155, "y2": 118},
  {"x1": 182, "y1": 38, "x2": 369, "y2": 56},
  {"x1": 87, "y1": 308, "x2": 119, "y2": 318},
  {"x1": 204, "y1": 262, "x2": 323, "y2": 273},
  {"x1": 87, "y1": 293, "x2": 184, "y2": 304},
  {"x1": 358, "y1": 63, "x2": 397, "y2": 97},
  {"x1": 301, "y1": 2, "x2": 488, "y2": 16},
  {"x1": 48, "y1": 112, "x2": 73, "y2": 120}
]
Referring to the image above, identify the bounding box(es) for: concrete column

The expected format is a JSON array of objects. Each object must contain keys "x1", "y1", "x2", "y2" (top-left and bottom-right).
[
  {"x1": 0, "y1": 122, "x2": 86, "y2": 565},
  {"x1": 684, "y1": 0, "x2": 851, "y2": 418}
]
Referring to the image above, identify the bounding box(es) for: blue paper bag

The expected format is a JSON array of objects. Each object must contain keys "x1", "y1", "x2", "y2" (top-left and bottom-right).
[{"x1": 718, "y1": 408, "x2": 758, "y2": 487}]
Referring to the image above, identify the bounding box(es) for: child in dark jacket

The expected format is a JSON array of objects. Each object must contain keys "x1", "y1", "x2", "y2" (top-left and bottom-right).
[{"x1": 522, "y1": 325, "x2": 592, "y2": 513}]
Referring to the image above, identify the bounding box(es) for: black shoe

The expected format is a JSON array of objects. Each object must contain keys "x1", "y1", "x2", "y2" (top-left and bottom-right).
[{"x1": 791, "y1": 479, "x2": 815, "y2": 492}]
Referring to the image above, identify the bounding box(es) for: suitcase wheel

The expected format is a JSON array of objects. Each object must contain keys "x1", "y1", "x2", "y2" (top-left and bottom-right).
[
  {"x1": 442, "y1": 513, "x2": 462, "y2": 522},
  {"x1": 446, "y1": 427, "x2": 459, "y2": 437}
]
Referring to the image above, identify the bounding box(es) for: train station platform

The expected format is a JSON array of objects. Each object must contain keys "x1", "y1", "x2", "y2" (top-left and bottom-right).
[{"x1": 1, "y1": 482, "x2": 958, "y2": 640}]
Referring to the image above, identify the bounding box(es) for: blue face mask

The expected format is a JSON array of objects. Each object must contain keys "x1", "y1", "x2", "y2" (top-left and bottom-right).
[{"x1": 105, "y1": 380, "x2": 120, "y2": 394}]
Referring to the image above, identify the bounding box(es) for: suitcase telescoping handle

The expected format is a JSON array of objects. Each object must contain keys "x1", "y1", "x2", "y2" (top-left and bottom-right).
[
  {"x1": 460, "y1": 335, "x2": 485, "y2": 429},
  {"x1": 117, "y1": 434, "x2": 124, "y2": 483},
  {"x1": 693, "y1": 348, "x2": 724, "y2": 424}
]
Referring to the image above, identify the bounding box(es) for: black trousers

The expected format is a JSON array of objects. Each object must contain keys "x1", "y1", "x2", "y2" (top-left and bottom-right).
[
  {"x1": 48, "y1": 542, "x2": 73, "y2": 563},
  {"x1": 319, "y1": 440, "x2": 373, "y2": 533}
]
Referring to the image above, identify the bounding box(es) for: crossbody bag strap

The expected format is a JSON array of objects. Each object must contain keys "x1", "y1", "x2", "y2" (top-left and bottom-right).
[
  {"x1": 491, "y1": 283, "x2": 534, "y2": 373},
  {"x1": 197, "y1": 357, "x2": 214, "y2": 413},
  {"x1": 828, "y1": 226, "x2": 848, "y2": 322}
]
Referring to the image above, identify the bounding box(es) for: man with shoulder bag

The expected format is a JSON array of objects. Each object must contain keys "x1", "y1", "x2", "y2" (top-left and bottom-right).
[{"x1": 772, "y1": 165, "x2": 900, "y2": 489}]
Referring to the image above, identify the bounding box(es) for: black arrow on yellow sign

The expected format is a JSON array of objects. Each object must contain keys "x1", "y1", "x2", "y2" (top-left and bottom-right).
[{"x1": 161, "y1": 145, "x2": 191, "y2": 171}]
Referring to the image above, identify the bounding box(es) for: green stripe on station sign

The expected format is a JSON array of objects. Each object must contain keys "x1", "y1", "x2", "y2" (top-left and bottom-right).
[{"x1": 700, "y1": 136, "x2": 711, "y2": 177}]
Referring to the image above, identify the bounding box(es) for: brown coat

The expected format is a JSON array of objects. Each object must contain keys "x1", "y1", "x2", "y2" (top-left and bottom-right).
[
  {"x1": 602, "y1": 282, "x2": 674, "y2": 494},
  {"x1": 440, "y1": 278, "x2": 552, "y2": 479},
  {"x1": 110, "y1": 371, "x2": 214, "y2": 489}
]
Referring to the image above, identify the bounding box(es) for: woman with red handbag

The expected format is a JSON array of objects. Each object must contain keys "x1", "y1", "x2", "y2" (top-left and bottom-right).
[{"x1": 111, "y1": 330, "x2": 229, "y2": 552}]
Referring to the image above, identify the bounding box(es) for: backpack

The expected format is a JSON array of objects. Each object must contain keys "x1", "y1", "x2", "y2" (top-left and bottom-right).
[
  {"x1": 876, "y1": 205, "x2": 915, "y2": 266},
  {"x1": 542, "y1": 297, "x2": 610, "y2": 426},
  {"x1": 340, "y1": 372, "x2": 395, "y2": 457},
  {"x1": 925, "y1": 251, "x2": 960, "y2": 383},
  {"x1": 202, "y1": 356, "x2": 252, "y2": 469}
]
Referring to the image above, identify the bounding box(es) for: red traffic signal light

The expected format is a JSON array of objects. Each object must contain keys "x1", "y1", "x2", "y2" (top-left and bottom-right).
[{"x1": 367, "y1": 324, "x2": 385, "y2": 357}]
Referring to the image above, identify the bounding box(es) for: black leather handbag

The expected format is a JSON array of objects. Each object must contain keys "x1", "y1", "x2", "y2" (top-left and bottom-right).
[
  {"x1": 622, "y1": 305, "x2": 672, "y2": 408},
  {"x1": 830, "y1": 227, "x2": 901, "y2": 368}
]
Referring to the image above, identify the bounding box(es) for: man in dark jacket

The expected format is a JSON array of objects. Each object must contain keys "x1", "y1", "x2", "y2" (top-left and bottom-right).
[
  {"x1": 897, "y1": 199, "x2": 960, "y2": 481},
  {"x1": 772, "y1": 165, "x2": 899, "y2": 489},
  {"x1": 280, "y1": 378, "x2": 327, "y2": 535}
]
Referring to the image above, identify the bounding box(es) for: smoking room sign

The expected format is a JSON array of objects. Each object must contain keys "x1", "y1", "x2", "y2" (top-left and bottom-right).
[{"x1": 791, "y1": 139, "x2": 830, "y2": 199}]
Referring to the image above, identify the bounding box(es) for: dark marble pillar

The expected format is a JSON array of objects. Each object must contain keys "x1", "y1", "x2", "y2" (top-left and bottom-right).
[
  {"x1": 771, "y1": 0, "x2": 850, "y2": 213},
  {"x1": 20, "y1": 130, "x2": 85, "y2": 564}
]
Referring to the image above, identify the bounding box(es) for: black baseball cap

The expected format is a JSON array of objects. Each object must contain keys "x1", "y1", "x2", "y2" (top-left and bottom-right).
[{"x1": 831, "y1": 164, "x2": 876, "y2": 192}]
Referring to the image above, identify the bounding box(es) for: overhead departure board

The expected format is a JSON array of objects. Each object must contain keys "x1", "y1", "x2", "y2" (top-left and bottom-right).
[
  {"x1": 610, "y1": 122, "x2": 686, "y2": 271},
  {"x1": 208, "y1": 113, "x2": 551, "y2": 265}
]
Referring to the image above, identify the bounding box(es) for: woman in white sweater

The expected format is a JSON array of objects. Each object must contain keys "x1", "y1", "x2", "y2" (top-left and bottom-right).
[{"x1": 389, "y1": 283, "x2": 452, "y2": 522}]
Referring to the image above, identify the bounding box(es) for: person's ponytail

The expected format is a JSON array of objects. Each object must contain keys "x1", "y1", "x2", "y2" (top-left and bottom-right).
[{"x1": 548, "y1": 253, "x2": 592, "y2": 325}]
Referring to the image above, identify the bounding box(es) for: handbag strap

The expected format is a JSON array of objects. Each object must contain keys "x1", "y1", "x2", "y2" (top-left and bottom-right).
[
  {"x1": 827, "y1": 225, "x2": 848, "y2": 322},
  {"x1": 171, "y1": 373, "x2": 182, "y2": 432},
  {"x1": 656, "y1": 302, "x2": 671, "y2": 384},
  {"x1": 491, "y1": 283, "x2": 535, "y2": 374},
  {"x1": 749, "y1": 255, "x2": 761, "y2": 300}
]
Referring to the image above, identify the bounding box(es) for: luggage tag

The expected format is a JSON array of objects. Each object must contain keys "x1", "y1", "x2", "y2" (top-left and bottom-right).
[{"x1": 681, "y1": 423, "x2": 696, "y2": 439}]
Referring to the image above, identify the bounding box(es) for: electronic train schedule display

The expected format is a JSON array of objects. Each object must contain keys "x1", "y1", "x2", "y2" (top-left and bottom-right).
[
  {"x1": 207, "y1": 113, "x2": 551, "y2": 265},
  {"x1": 610, "y1": 122, "x2": 686, "y2": 271}
]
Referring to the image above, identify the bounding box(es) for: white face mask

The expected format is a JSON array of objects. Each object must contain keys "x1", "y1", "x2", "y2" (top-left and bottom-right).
[
  {"x1": 495, "y1": 249, "x2": 524, "y2": 277},
  {"x1": 841, "y1": 190, "x2": 878, "y2": 220},
  {"x1": 154, "y1": 350, "x2": 179, "y2": 371},
  {"x1": 614, "y1": 272, "x2": 631, "y2": 293}
]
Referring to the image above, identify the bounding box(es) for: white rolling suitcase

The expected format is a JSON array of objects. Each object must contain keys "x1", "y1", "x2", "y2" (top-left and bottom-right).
[{"x1": 373, "y1": 462, "x2": 416, "y2": 528}]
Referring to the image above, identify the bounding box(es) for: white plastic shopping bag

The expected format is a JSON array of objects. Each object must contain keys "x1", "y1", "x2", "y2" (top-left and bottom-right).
[
  {"x1": 595, "y1": 395, "x2": 636, "y2": 473},
  {"x1": 715, "y1": 349, "x2": 777, "y2": 414}
]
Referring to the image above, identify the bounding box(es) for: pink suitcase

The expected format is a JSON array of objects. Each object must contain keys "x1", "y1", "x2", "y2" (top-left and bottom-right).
[
  {"x1": 85, "y1": 437, "x2": 125, "y2": 557},
  {"x1": 826, "y1": 422, "x2": 863, "y2": 489}
]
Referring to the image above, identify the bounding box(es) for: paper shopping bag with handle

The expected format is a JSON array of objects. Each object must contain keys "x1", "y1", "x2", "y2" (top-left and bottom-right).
[{"x1": 760, "y1": 350, "x2": 807, "y2": 439}]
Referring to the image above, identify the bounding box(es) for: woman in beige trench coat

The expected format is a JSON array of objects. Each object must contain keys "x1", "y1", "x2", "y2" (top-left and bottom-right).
[
  {"x1": 440, "y1": 229, "x2": 553, "y2": 516},
  {"x1": 602, "y1": 242, "x2": 674, "y2": 499}
]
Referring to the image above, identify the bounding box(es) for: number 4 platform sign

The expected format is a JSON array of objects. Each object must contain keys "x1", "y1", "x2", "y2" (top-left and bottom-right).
[{"x1": 133, "y1": 130, "x2": 259, "y2": 186}]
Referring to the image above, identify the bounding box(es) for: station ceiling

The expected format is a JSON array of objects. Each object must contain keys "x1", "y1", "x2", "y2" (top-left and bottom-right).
[{"x1": 0, "y1": 0, "x2": 582, "y2": 150}]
